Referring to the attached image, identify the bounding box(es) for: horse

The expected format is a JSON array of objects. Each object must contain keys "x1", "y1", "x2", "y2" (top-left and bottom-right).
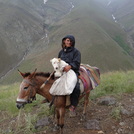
[{"x1": 16, "y1": 65, "x2": 100, "y2": 134}]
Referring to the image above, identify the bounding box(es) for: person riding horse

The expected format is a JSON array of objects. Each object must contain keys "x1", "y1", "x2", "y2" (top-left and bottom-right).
[{"x1": 58, "y1": 35, "x2": 81, "y2": 117}]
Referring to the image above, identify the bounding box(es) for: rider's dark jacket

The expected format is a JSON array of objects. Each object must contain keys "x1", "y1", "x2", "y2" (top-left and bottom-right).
[{"x1": 58, "y1": 35, "x2": 81, "y2": 75}]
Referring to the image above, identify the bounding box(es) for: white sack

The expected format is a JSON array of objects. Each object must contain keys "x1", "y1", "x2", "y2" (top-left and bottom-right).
[{"x1": 49, "y1": 70, "x2": 77, "y2": 95}]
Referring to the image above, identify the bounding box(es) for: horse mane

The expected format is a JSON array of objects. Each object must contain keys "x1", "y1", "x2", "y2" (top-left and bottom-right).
[
  {"x1": 35, "y1": 72, "x2": 55, "y2": 79},
  {"x1": 35, "y1": 72, "x2": 50, "y2": 77},
  {"x1": 23, "y1": 72, "x2": 31, "y2": 77},
  {"x1": 23, "y1": 72, "x2": 55, "y2": 79}
]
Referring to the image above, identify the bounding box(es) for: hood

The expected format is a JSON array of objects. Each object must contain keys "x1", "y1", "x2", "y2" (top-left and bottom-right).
[{"x1": 62, "y1": 35, "x2": 75, "y2": 47}]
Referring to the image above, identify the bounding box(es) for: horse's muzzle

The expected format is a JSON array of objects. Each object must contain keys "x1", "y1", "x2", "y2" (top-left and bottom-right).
[
  {"x1": 16, "y1": 100, "x2": 33, "y2": 109},
  {"x1": 16, "y1": 103, "x2": 25, "y2": 109}
]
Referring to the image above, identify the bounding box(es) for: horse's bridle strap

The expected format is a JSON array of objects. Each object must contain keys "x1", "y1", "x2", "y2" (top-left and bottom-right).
[{"x1": 23, "y1": 79, "x2": 35, "y2": 86}]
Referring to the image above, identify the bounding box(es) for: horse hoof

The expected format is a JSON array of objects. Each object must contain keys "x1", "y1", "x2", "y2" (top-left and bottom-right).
[
  {"x1": 80, "y1": 114, "x2": 86, "y2": 121},
  {"x1": 53, "y1": 125, "x2": 60, "y2": 131}
]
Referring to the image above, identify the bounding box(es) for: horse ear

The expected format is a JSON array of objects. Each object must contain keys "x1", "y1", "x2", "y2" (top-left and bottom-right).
[
  {"x1": 18, "y1": 69, "x2": 25, "y2": 78},
  {"x1": 30, "y1": 68, "x2": 37, "y2": 78}
]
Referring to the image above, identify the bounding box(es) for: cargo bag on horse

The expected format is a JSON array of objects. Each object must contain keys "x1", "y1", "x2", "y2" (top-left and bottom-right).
[{"x1": 49, "y1": 70, "x2": 77, "y2": 95}]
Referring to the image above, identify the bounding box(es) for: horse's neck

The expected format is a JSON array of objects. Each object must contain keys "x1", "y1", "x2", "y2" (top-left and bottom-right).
[{"x1": 36, "y1": 76, "x2": 53, "y2": 102}]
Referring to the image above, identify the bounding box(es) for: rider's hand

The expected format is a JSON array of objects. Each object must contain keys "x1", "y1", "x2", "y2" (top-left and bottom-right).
[{"x1": 63, "y1": 65, "x2": 71, "y2": 72}]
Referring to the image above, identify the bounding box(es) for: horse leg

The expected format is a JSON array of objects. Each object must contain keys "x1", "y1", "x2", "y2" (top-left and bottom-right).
[
  {"x1": 59, "y1": 107, "x2": 65, "y2": 134},
  {"x1": 81, "y1": 91, "x2": 90, "y2": 121},
  {"x1": 53, "y1": 108, "x2": 60, "y2": 131},
  {"x1": 53, "y1": 107, "x2": 65, "y2": 134}
]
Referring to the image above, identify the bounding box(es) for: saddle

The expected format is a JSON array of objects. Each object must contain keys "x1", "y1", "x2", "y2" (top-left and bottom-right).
[{"x1": 66, "y1": 64, "x2": 100, "y2": 106}]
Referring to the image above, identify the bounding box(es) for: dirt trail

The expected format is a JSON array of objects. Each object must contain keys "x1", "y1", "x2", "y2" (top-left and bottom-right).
[{"x1": 36, "y1": 93, "x2": 134, "y2": 134}]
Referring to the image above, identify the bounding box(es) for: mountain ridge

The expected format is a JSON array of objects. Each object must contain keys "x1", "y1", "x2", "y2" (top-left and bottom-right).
[{"x1": 0, "y1": 0, "x2": 134, "y2": 84}]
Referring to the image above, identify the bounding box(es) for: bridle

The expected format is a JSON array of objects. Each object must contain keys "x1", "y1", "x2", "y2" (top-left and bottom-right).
[
  {"x1": 16, "y1": 79, "x2": 37, "y2": 104},
  {"x1": 16, "y1": 71, "x2": 55, "y2": 106},
  {"x1": 25, "y1": 79, "x2": 37, "y2": 103}
]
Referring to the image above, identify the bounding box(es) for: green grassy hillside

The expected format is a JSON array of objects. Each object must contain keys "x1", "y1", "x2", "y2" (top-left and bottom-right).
[
  {"x1": 103, "y1": 0, "x2": 134, "y2": 55},
  {"x1": 43, "y1": 0, "x2": 134, "y2": 73},
  {"x1": 0, "y1": 0, "x2": 45, "y2": 77},
  {"x1": 0, "y1": 0, "x2": 75, "y2": 79},
  {"x1": 0, "y1": 0, "x2": 134, "y2": 84}
]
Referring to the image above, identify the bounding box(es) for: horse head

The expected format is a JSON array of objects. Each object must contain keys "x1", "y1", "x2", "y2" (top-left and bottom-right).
[{"x1": 16, "y1": 69, "x2": 37, "y2": 109}]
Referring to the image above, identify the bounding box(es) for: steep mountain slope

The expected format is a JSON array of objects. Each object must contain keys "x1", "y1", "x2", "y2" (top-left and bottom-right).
[
  {"x1": 0, "y1": 0, "x2": 73, "y2": 78},
  {"x1": 110, "y1": 0, "x2": 134, "y2": 57},
  {"x1": 32, "y1": 0, "x2": 134, "y2": 72},
  {"x1": 99, "y1": 0, "x2": 134, "y2": 56},
  {"x1": 0, "y1": 0, "x2": 45, "y2": 77},
  {"x1": 0, "y1": 0, "x2": 134, "y2": 84}
]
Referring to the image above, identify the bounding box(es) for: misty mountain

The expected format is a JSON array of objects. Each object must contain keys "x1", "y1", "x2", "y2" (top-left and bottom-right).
[
  {"x1": 0, "y1": 0, "x2": 44, "y2": 77},
  {"x1": 0, "y1": 0, "x2": 134, "y2": 84},
  {"x1": 100, "y1": 0, "x2": 134, "y2": 56},
  {"x1": 0, "y1": 0, "x2": 71, "y2": 78}
]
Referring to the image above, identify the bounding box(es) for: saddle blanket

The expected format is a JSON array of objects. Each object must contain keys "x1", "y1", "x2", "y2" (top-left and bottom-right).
[{"x1": 80, "y1": 64, "x2": 100, "y2": 90}]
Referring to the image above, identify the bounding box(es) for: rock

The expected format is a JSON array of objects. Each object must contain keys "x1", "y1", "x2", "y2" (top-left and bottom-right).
[
  {"x1": 97, "y1": 96, "x2": 116, "y2": 106},
  {"x1": 85, "y1": 119, "x2": 101, "y2": 130},
  {"x1": 119, "y1": 122, "x2": 125, "y2": 126},
  {"x1": 98, "y1": 130, "x2": 104, "y2": 134},
  {"x1": 121, "y1": 106, "x2": 134, "y2": 117},
  {"x1": 112, "y1": 126, "x2": 116, "y2": 129},
  {"x1": 35, "y1": 117, "x2": 50, "y2": 129},
  {"x1": 117, "y1": 128, "x2": 123, "y2": 133}
]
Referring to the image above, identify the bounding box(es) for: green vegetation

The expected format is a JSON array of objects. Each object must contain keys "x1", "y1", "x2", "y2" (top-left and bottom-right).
[
  {"x1": 0, "y1": 83, "x2": 52, "y2": 134},
  {"x1": 113, "y1": 35, "x2": 130, "y2": 54},
  {"x1": 110, "y1": 105, "x2": 122, "y2": 120},
  {"x1": 0, "y1": 70, "x2": 134, "y2": 133},
  {"x1": 90, "y1": 70, "x2": 134, "y2": 99}
]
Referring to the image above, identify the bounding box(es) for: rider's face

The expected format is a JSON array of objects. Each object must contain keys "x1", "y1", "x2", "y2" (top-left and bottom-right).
[{"x1": 64, "y1": 38, "x2": 72, "y2": 47}]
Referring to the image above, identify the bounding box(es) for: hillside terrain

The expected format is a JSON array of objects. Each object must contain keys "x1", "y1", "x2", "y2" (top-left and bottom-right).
[
  {"x1": 41, "y1": 93, "x2": 134, "y2": 134},
  {"x1": 0, "y1": 0, "x2": 70, "y2": 78},
  {"x1": 0, "y1": 1, "x2": 133, "y2": 134},
  {"x1": 0, "y1": 71, "x2": 134, "y2": 134},
  {"x1": 100, "y1": 0, "x2": 134, "y2": 56},
  {"x1": 0, "y1": 0, "x2": 134, "y2": 84},
  {"x1": 0, "y1": 93, "x2": 134, "y2": 134},
  {"x1": 0, "y1": 0, "x2": 44, "y2": 77}
]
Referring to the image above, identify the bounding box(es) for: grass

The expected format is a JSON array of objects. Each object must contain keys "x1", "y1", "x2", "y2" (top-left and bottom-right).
[
  {"x1": 1, "y1": 70, "x2": 134, "y2": 114},
  {"x1": 0, "y1": 70, "x2": 134, "y2": 133},
  {"x1": 113, "y1": 35, "x2": 130, "y2": 54},
  {"x1": 90, "y1": 70, "x2": 134, "y2": 100},
  {"x1": 110, "y1": 105, "x2": 122, "y2": 120},
  {"x1": 0, "y1": 82, "x2": 53, "y2": 134},
  {"x1": 0, "y1": 83, "x2": 19, "y2": 114}
]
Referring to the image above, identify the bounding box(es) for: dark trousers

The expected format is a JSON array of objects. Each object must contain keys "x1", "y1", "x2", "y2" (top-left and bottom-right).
[{"x1": 70, "y1": 79, "x2": 80, "y2": 107}]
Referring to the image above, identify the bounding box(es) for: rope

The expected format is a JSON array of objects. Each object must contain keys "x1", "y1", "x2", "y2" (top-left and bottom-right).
[{"x1": 40, "y1": 71, "x2": 55, "y2": 89}]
